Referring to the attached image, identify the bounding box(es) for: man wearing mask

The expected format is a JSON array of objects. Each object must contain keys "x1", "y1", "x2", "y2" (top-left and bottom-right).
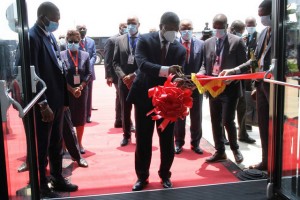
[
  {"x1": 127, "y1": 12, "x2": 185, "y2": 191},
  {"x1": 76, "y1": 24, "x2": 97, "y2": 125},
  {"x1": 29, "y1": 2, "x2": 78, "y2": 198},
  {"x1": 104, "y1": 23, "x2": 128, "y2": 128},
  {"x1": 199, "y1": 14, "x2": 246, "y2": 165},
  {"x1": 220, "y1": 0, "x2": 272, "y2": 171},
  {"x1": 113, "y1": 16, "x2": 139, "y2": 146},
  {"x1": 174, "y1": 19, "x2": 204, "y2": 155},
  {"x1": 229, "y1": 20, "x2": 256, "y2": 144}
]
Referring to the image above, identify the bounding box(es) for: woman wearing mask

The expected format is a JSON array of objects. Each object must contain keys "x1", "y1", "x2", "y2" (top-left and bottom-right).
[{"x1": 60, "y1": 30, "x2": 92, "y2": 154}]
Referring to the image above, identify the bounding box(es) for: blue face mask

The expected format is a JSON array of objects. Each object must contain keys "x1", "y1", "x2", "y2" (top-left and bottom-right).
[
  {"x1": 121, "y1": 27, "x2": 128, "y2": 35},
  {"x1": 127, "y1": 24, "x2": 138, "y2": 35},
  {"x1": 180, "y1": 30, "x2": 193, "y2": 41},
  {"x1": 67, "y1": 43, "x2": 79, "y2": 51},
  {"x1": 213, "y1": 29, "x2": 226, "y2": 39},
  {"x1": 235, "y1": 32, "x2": 243, "y2": 37},
  {"x1": 44, "y1": 16, "x2": 59, "y2": 32},
  {"x1": 261, "y1": 15, "x2": 272, "y2": 27}
]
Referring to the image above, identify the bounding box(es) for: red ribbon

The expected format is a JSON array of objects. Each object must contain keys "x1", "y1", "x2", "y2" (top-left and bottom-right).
[
  {"x1": 147, "y1": 74, "x2": 193, "y2": 132},
  {"x1": 194, "y1": 72, "x2": 271, "y2": 81}
]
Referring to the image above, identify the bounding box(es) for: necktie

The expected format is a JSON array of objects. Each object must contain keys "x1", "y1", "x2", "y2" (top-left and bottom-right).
[
  {"x1": 216, "y1": 38, "x2": 222, "y2": 56},
  {"x1": 183, "y1": 41, "x2": 190, "y2": 63},
  {"x1": 80, "y1": 40, "x2": 85, "y2": 51},
  {"x1": 161, "y1": 40, "x2": 167, "y2": 65},
  {"x1": 130, "y1": 37, "x2": 136, "y2": 54}
]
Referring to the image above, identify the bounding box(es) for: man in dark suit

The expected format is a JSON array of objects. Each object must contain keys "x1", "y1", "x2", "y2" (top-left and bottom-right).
[
  {"x1": 174, "y1": 19, "x2": 204, "y2": 155},
  {"x1": 244, "y1": 16, "x2": 259, "y2": 61},
  {"x1": 220, "y1": 0, "x2": 272, "y2": 171},
  {"x1": 199, "y1": 13, "x2": 246, "y2": 164},
  {"x1": 127, "y1": 12, "x2": 186, "y2": 191},
  {"x1": 76, "y1": 24, "x2": 97, "y2": 124},
  {"x1": 113, "y1": 16, "x2": 140, "y2": 146},
  {"x1": 104, "y1": 23, "x2": 128, "y2": 128},
  {"x1": 29, "y1": 2, "x2": 78, "y2": 198}
]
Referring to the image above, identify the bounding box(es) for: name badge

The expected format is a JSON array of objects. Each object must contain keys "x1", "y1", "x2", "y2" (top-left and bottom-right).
[
  {"x1": 212, "y1": 56, "x2": 221, "y2": 76},
  {"x1": 128, "y1": 54, "x2": 135, "y2": 65},
  {"x1": 73, "y1": 75, "x2": 80, "y2": 85}
]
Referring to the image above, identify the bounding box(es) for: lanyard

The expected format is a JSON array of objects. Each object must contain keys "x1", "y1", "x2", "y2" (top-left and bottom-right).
[
  {"x1": 80, "y1": 40, "x2": 85, "y2": 50},
  {"x1": 68, "y1": 50, "x2": 79, "y2": 75},
  {"x1": 128, "y1": 35, "x2": 138, "y2": 54}
]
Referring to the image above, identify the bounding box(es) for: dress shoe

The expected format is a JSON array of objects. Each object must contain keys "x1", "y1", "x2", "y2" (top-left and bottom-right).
[
  {"x1": 130, "y1": 126, "x2": 136, "y2": 132},
  {"x1": 232, "y1": 149, "x2": 244, "y2": 164},
  {"x1": 191, "y1": 146, "x2": 203, "y2": 154},
  {"x1": 161, "y1": 178, "x2": 173, "y2": 188},
  {"x1": 175, "y1": 146, "x2": 183, "y2": 154},
  {"x1": 86, "y1": 117, "x2": 91, "y2": 123},
  {"x1": 40, "y1": 185, "x2": 61, "y2": 198},
  {"x1": 246, "y1": 125, "x2": 252, "y2": 131},
  {"x1": 249, "y1": 162, "x2": 267, "y2": 171},
  {"x1": 80, "y1": 147, "x2": 85, "y2": 154},
  {"x1": 132, "y1": 179, "x2": 149, "y2": 191},
  {"x1": 114, "y1": 121, "x2": 122, "y2": 128},
  {"x1": 206, "y1": 151, "x2": 227, "y2": 163},
  {"x1": 239, "y1": 137, "x2": 256, "y2": 144},
  {"x1": 120, "y1": 138, "x2": 130, "y2": 146},
  {"x1": 51, "y1": 176, "x2": 78, "y2": 192},
  {"x1": 91, "y1": 108, "x2": 98, "y2": 110},
  {"x1": 18, "y1": 162, "x2": 28, "y2": 173},
  {"x1": 77, "y1": 158, "x2": 88, "y2": 168}
]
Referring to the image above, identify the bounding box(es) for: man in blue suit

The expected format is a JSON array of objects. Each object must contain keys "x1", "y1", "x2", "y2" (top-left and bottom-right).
[
  {"x1": 76, "y1": 24, "x2": 97, "y2": 124},
  {"x1": 174, "y1": 19, "x2": 204, "y2": 155},
  {"x1": 29, "y1": 2, "x2": 78, "y2": 198},
  {"x1": 127, "y1": 12, "x2": 186, "y2": 191}
]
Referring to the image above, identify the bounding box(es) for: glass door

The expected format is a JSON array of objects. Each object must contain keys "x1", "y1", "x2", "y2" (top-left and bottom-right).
[{"x1": 0, "y1": 0, "x2": 41, "y2": 199}]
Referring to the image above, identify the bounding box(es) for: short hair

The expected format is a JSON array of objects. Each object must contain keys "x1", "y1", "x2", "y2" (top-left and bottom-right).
[
  {"x1": 66, "y1": 30, "x2": 80, "y2": 41},
  {"x1": 160, "y1": 12, "x2": 180, "y2": 25},
  {"x1": 230, "y1": 20, "x2": 245, "y2": 33},
  {"x1": 259, "y1": 0, "x2": 272, "y2": 14},
  {"x1": 37, "y1": 2, "x2": 59, "y2": 18}
]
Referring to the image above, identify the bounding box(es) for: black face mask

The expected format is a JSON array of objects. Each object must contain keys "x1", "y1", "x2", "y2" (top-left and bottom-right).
[{"x1": 80, "y1": 30, "x2": 87, "y2": 38}]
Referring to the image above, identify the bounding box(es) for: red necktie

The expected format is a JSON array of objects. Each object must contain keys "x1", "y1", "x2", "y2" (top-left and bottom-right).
[{"x1": 183, "y1": 41, "x2": 190, "y2": 63}]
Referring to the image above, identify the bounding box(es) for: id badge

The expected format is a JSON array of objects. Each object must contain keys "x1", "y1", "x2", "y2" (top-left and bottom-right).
[
  {"x1": 127, "y1": 54, "x2": 135, "y2": 65},
  {"x1": 212, "y1": 63, "x2": 221, "y2": 76},
  {"x1": 73, "y1": 75, "x2": 80, "y2": 85}
]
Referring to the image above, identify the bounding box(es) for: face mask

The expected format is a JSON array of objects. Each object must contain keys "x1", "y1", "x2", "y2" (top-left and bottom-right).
[
  {"x1": 121, "y1": 27, "x2": 128, "y2": 35},
  {"x1": 180, "y1": 30, "x2": 193, "y2": 41},
  {"x1": 235, "y1": 32, "x2": 243, "y2": 37},
  {"x1": 79, "y1": 30, "x2": 87, "y2": 38},
  {"x1": 59, "y1": 38, "x2": 66, "y2": 46},
  {"x1": 163, "y1": 31, "x2": 177, "y2": 43},
  {"x1": 44, "y1": 16, "x2": 59, "y2": 32},
  {"x1": 246, "y1": 27, "x2": 256, "y2": 34},
  {"x1": 128, "y1": 24, "x2": 138, "y2": 35},
  {"x1": 67, "y1": 43, "x2": 79, "y2": 51},
  {"x1": 213, "y1": 29, "x2": 226, "y2": 39},
  {"x1": 261, "y1": 15, "x2": 272, "y2": 27}
]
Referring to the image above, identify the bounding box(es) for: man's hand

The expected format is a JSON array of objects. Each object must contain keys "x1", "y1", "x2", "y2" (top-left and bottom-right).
[
  {"x1": 123, "y1": 73, "x2": 136, "y2": 89},
  {"x1": 40, "y1": 105, "x2": 54, "y2": 123},
  {"x1": 72, "y1": 87, "x2": 81, "y2": 98},
  {"x1": 106, "y1": 77, "x2": 113, "y2": 87},
  {"x1": 219, "y1": 69, "x2": 236, "y2": 85},
  {"x1": 168, "y1": 65, "x2": 182, "y2": 75}
]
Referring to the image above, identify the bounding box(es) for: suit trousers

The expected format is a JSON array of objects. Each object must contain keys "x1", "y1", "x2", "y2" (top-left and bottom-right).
[
  {"x1": 256, "y1": 81, "x2": 269, "y2": 165},
  {"x1": 86, "y1": 80, "x2": 93, "y2": 118},
  {"x1": 118, "y1": 80, "x2": 133, "y2": 138},
  {"x1": 236, "y1": 89, "x2": 250, "y2": 139},
  {"x1": 35, "y1": 105, "x2": 64, "y2": 185},
  {"x1": 209, "y1": 93, "x2": 239, "y2": 153},
  {"x1": 113, "y1": 80, "x2": 122, "y2": 123},
  {"x1": 174, "y1": 93, "x2": 203, "y2": 147},
  {"x1": 63, "y1": 108, "x2": 81, "y2": 161},
  {"x1": 134, "y1": 101, "x2": 175, "y2": 180}
]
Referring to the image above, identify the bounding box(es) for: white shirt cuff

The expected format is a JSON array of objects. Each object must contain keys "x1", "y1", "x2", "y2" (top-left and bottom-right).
[
  {"x1": 234, "y1": 67, "x2": 241, "y2": 74},
  {"x1": 159, "y1": 66, "x2": 169, "y2": 77}
]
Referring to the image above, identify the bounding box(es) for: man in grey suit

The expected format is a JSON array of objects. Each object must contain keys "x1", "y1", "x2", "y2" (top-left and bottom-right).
[
  {"x1": 104, "y1": 23, "x2": 128, "y2": 128},
  {"x1": 174, "y1": 19, "x2": 204, "y2": 155},
  {"x1": 199, "y1": 13, "x2": 246, "y2": 164},
  {"x1": 113, "y1": 16, "x2": 140, "y2": 146}
]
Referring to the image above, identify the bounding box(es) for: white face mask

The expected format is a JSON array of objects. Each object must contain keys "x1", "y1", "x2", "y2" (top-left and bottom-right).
[
  {"x1": 163, "y1": 31, "x2": 177, "y2": 43},
  {"x1": 213, "y1": 29, "x2": 226, "y2": 39},
  {"x1": 261, "y1": 15, "x2": 272, "y2": 27},
  {"x1": 246, "y1": 27, "x2": 256, "y2": 34}
]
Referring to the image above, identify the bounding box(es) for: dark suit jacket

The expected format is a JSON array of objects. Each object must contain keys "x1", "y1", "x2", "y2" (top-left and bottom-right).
[
  {"x1": 104, "y1": 34, "x2": 119, "y2": 82},
  {"x1": 113, "y1": 33, "x2": 138, "y2": 79},
  {"x1": 127, "y1": 32, "x2": 186, "y2": 105},
  {"x1": 246, "y1": 31, "x2": 259, "y2": 59},
  {"x1": 29, "y1": 24, "x2": 68, "y2": 109},
  {"x1": 79, "y1": 37, "x2": 96, "y2": 80},
  {"x1": 199, "y1": 33, "x2": 247, "y2": 97}
]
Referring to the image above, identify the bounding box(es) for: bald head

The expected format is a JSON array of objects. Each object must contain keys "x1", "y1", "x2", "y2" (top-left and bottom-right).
[
  {"x1": 179, "y1": 19, "x2": 193, "y2": 31},
  {"x1": 245, "y1": 16, "x2": 257, "y2": 27},
  {"x1": 37, "y1": 2, "x2": 60, "y2": 31},
  {"x1": 37, "y1": 2, "x2": 59, "y2": 19},
  {"x1": 76, "y1": 24, "x2": 87, "y2": 39},
  {"x1": 213, "y1": 14, "x2": 228, "y2": 29}
]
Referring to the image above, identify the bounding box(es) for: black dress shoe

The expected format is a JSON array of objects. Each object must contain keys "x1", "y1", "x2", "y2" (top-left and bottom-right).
[
  {"x1": 175, "y1": 146, "x2": 183, "y2": 154},
  {"x1": 239, "y1": 137, "x2": 256, "y2": 144},
  {"x1": 191, "y1": 146, "x2": 203, "y2": 154},
  {"x1": 246, "y1": 125, "x2": 252, "y2": 131},
  {"x1": 77, "y1": 158, "x2": 88, "y2": 167},
  {"x1": 161, "y1": 178, "x2": 173, "y2": 188},
  {"x1": 18, "y1": 162, "x2": 28, "y2": 173},
  {"x1": 132, "y1": 179, "x2": 149, "y2": 191},
  {"x1": 233, "y1": 149, "x2": 244, "y2": 164},
  {"x1": 86, "y1": 117, "x2": 91, "y2": 123},
  {"x1": 40, "y1": 185, "x2": 61, "y2": 198},
  {"x1": 51, "y1": 176, "x2": 78, "y2": 192},
  {"x1": 206, "y1": 151, "x2": 227, "y2": 163},
  {"x1": 249, "y1": 162, "x2": 267, "y2": 170},
  {"x1": 91, "y1": 108, "x2": 98, "y2": 110},
  {"x1": 120, "y1": 138, "x2": 130, "y2": 146}
]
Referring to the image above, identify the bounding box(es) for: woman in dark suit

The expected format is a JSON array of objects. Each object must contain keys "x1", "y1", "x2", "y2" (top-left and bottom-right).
[{"x1": 60, "y1": 30, "x2": 92, "y2": 154}]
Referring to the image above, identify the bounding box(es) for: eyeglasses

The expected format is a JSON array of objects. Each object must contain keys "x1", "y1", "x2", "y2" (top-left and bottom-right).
[{"x1": 68, "y1": 41, "x2": 79, "y2": 44}]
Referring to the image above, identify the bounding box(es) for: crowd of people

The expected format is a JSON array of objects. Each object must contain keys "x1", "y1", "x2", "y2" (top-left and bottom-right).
[{"x1": 19, "y1": 0, "x2": 272, "y2": 198}]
